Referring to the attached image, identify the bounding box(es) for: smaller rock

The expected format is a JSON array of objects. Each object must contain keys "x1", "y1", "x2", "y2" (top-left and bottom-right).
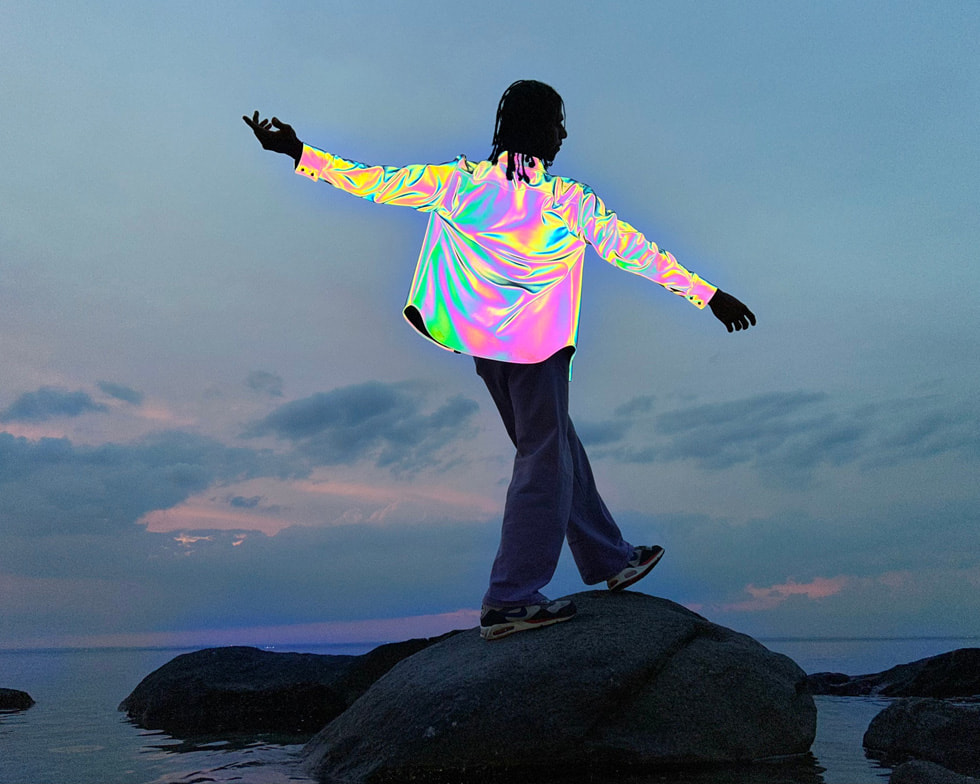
[
  {"x1": 864, "y1": 697, "x2": 980, "y2": 777},
  {"x1": 119, "y1": 633, "x2": 458, "y2": 738},
  {"x1": 0, "y1": 688, "x2": 34, "y2": 711},
  {"x1": 890, "y1": 760, "x2": 980, "y2": 784},
  {"x1": 807, "y1": 648, "x2": 980, "y2": 698}
]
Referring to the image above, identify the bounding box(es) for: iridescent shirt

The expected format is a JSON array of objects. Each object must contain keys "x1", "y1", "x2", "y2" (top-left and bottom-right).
[{"x1": 296, "y1": 145, "x2": 716, "y2": 364}]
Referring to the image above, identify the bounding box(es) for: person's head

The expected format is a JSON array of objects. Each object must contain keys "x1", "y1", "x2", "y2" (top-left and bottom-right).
[{"x1": 489, "y1": 80, "x2": 566, "y2": 181}]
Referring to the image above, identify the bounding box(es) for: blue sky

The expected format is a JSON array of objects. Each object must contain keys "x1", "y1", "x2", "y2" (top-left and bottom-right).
[{"x1": 1, "y1": 0, "x2": 978, "y2": 648}]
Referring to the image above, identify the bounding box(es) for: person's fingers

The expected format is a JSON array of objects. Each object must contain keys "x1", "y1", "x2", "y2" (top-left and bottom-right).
[{"x1": 272, "y1": 117, "x2": 295, "y2": 137}]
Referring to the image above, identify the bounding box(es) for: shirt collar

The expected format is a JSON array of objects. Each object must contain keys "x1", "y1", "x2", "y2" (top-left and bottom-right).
[{"x1": 492, "y1": 151, "x2": 547, "y2": 184}]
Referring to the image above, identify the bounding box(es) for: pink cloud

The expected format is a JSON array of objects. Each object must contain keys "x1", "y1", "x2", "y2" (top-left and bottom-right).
[
  {"x1": 723, "y1": 575, "x2": 852, "y2": 612},
  {"x1": 141, "y1": 473, "x2": 500, "y2": 537},
  {"x1": 141, "y1": 498, "x2": 293, "y2": 536},
  {"x1": 0, "y1": 422, "x2": 72, "y2": 440},
  {"x1": 134, "y1": 402, "x2": 195, "y2": 426},
  {"x1": 294, "y1": 477, "x2": 499, "y2": 516}
]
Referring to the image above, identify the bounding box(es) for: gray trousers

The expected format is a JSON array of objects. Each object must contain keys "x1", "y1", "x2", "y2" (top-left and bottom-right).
[{"x1": 475, "y1": 347, "x2": 633, "y2": 608}]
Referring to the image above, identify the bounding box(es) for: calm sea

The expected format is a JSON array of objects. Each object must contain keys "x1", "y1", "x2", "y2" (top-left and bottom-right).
[{"x1": 0, "y1": 637, "x2": 977, "y2": 784}]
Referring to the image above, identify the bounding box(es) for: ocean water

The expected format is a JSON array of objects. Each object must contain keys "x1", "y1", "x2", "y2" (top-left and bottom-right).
[{"x1": 0, "y1": 637, "x2": 976, "y2": 784}]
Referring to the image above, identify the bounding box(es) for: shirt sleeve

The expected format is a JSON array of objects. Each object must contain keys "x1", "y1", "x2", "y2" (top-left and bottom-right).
[
  {"x1": 295, "y1": 144, "x2": 456, "y2": 213},
  {"x1": 559, "y1": 180, "x2": 717, "y2": 309}
]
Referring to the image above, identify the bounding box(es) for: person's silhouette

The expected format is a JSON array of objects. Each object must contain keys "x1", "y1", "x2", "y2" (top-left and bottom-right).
[{"x1": 244, "y1": 80, "x2": 756, "y2": 640}]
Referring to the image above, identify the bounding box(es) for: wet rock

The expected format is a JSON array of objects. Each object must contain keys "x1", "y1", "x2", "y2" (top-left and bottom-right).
[
  {"x1": 890, "y1": 759, "x2": 980, "y2": 784},
  {"x1": 806, "y1": 648, "x2": 980, "y2": 698},
  {"x1": 302, "y1": 590, "x2": 816, "y2": 783},
  {"x1": 0, "y1": 688, "x2": 34, "y2": 711},
  {"x1": 119, "y1": 633, "x2": 457, "y2": 738},
  {"x1": 865, "y1": 697, "x2": 980, "y2": 778}
]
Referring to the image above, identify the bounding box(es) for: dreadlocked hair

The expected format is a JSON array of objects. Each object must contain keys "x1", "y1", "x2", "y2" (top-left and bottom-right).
[{"x1": 489, "y1": 80, "x2": 565, "y2": 182}]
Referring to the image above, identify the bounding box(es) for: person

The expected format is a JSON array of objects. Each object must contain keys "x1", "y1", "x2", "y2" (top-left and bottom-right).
[{"x1": 244, "y1": 79, "x2": 755, "y2": 641}]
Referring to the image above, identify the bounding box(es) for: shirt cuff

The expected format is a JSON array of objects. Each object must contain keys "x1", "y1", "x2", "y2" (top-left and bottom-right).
[
  {"x1": 687, "y1": 279, "x2": 718, "y2": 309},
  {"x1": 295, "y1": 144, "x2": 331, "y2": 182}
]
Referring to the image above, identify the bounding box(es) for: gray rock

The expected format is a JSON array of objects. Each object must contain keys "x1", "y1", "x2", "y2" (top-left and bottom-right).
[
  {"x1": 0, "y1": 688, "x2": 34, "y2": 711},
  {"x1": 807, "y1": 648, "x2": 980, "y2": 697},
  {"x1": 119, "y1": 634, "x2": 457, "y2": 737},
  {"x1": 302, "y1": 591, "x2": 816, "y2": 783},
  {"x1": 865, "y1": 698, "x2": 980, "y2": 777},
  {"x1": 891, "y1": 760, "x2": 980, "y2": 784}
]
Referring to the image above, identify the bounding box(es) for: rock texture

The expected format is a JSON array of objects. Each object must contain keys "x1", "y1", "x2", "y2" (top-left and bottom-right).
[
  {"x1": 864, "y1": 698, "x2": 980, "y2": 778},
  {"x1": 806, "y1": 648, "x2": 980, "y2": 697},
  {"x1": 890, "y1": 760, "x2": 980, "y2": 784},
  {"x1": 302, "y1": 591, "x2": 816, "y2": 783},
  {"x1": 119, "y1": 633, "x2": 457, "y2": 737},
  {"x1": 0, "y1": 688, "x2": 34, "y2": 711}
]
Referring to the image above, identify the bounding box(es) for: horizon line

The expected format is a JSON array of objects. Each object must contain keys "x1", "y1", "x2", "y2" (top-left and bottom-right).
[{"x1": 3, "y1": 633, "x2": 979, "y2": 654}]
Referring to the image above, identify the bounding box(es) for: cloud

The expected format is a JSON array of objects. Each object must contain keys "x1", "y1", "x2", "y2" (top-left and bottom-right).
[
  {"x1": 722, "y1": 576, "x2": 852, "y2": 612},
  {"x1": 97, "y1": 381, "x2": 144, "y2": 405},
  {"x1": 574, "y1": 418, "x2": 631, "y2": 446},
  {"x1": 613, "y1": 395, "x2": 657, "y2": 417},
  {"x1": 583, "y1": 390, "x2": 980, "y2": 484},
  {"x1": 0, "y1": 430, "x2": 298, "y2": 536},
  {"x1": 139, "y1": 473, "x2": 500, "y2": 536},
  {"x1": 229, "y1": 495, "x2": 263, "y2": 508},
  {"x1": 1, "y1": 387, "x2": 108, "y2": 422},
  {"x1": 246, "y1": 370, "x2": 283, "y2": 397},
  {"x1": 865, "y1": 396, "x2": 980, "y2": 465},
  {"x1": 650, "y1": 391, "x2": 833, "y2": 471},
  {"x1": 244, "y1": 381, "x2": 480, "y2": 474}
]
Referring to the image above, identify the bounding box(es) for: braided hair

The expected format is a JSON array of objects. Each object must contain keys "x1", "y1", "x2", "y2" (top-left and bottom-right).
[{"x1": 489, "y1": 80, "x2": 565, "y2": 182}]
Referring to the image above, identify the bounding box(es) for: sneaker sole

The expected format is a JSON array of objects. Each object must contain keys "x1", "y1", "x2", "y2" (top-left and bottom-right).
[
  {"x1": 480, "y1": 612, "x2": 575, "y2": 640},
  {"x1": 608, "y1": 546, "x2": 665, "y2": 592}
]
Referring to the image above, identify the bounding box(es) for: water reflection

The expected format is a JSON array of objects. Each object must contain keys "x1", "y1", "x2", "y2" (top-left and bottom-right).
[
  {"x1": 614, "y1": 758, "x2": 825, "y2": 783},
  {"x1": 501, "y1": 756, "x2": 827, "y2": 784}
]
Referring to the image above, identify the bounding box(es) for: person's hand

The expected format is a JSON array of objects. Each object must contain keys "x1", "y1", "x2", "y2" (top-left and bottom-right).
[
  {"x1": 708, "y1": 289, "x2": 756, "y2": 332},
  {"x1": 243, "y1": 111, "x2": 303, "y2": 164}
]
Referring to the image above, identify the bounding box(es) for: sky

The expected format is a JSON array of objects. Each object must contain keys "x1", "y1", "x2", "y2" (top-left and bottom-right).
[{"x1": 1, "y1": 0, "x2": 978, "y2": 650}]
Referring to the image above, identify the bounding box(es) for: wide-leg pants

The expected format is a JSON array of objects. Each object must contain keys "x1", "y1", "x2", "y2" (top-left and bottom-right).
[{"x1": 475, "y1": 347, "x2": 633, "y2": 608}]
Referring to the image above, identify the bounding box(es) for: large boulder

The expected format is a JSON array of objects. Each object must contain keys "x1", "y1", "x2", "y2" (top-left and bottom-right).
[
  {"x1": 864, "y1": 698, "x2": 980, "y2": 777},
  {"x1": 806, "y1": 648, "x2": 980, "y2": 697},
  {"x1": 302, "y1": 591, "x2": 816, "y2": 783},
  {"x1": 0, "y1": 688, "x2": 34, "y2": 711},
  {"x1": 119, "y1": 633, "x2": 457, "y2": 737}
]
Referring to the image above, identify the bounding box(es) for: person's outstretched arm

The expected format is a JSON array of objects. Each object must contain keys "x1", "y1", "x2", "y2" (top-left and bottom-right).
[
  {"x1": 244, "y1": 109, "x2": 455, "y2": 211},
  {"x1": 243, "y1": 111, "x2": 303, "y2": 166},
  {"x1": 561, "y1": 182, "x2": 756, "y2": 333}
]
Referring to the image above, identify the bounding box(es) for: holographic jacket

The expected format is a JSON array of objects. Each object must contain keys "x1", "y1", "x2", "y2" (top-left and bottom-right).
[{"x1": 296, "y1": 145, "x2": 716, "y2": 365}]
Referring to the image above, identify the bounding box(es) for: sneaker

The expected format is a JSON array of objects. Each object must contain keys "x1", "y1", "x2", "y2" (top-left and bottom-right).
[
  {"x1": 606, "y1": 545, "x2": 665, "y2": 592},
  {"x1": 480, "y1": 599, "x2": 577, "y2": 640}
]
